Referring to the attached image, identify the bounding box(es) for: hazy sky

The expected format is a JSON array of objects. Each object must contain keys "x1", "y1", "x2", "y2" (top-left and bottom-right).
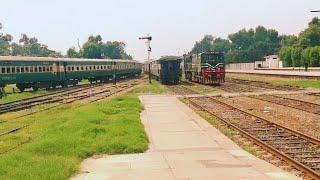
[{"x1": 0, "y1": 0, "x2": 320, "y2": 61}]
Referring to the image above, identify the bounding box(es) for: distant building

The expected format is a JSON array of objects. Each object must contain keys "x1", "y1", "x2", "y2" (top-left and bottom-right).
[{"x1": 254, "y1": 55, "x2": 283, "y2": 69}]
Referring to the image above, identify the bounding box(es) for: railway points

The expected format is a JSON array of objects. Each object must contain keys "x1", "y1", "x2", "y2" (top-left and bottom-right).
[{"x1": 73, "y1": 95, "x2": 299, "y2": 180}]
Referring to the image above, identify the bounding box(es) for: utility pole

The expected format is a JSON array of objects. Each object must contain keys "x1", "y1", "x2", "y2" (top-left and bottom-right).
[{"x1": 139, "y1": 34, "x2": 152, "y2": 84}]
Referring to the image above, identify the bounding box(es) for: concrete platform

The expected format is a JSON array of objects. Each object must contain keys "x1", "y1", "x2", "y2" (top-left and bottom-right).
[
  {"x1": 72, "y1": 95, "x2": 300, "y2": 180},
  {"x1": 227, "y1": 69, "x2": 320, "y2": 79}
]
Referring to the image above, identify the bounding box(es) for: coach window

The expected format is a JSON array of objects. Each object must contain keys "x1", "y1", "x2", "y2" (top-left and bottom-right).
[
  {"x1": 39, "y1": 66, "x2": 42, "y2": 72},
  {"x1": 16, "y1": 67, "x2": 20, "y2": 73},
  {"x1": 97, "y1": 66, "x2": 100, "y2": 70},
  {"x1": 104, "y1": 65, "x2": 106, "y2": 69},
  {"x1": 12, "y1": 67, "x2": 15, "y2": 73},
  {"x1": 81, "y1": 66, "x2": 84, "y2": 71},
  {"x1": 42, "y1": 67, "x2": 46, "y2": 72},
  {"x1": 71, "y1": 66, "x2": 74, "y2": 71},
  {"x1": 46, "y1": 66, "x2": 49, "y2": 72},
  {"x1": 34, "y1": 67, "x2": 38, "y2": 72},
  {"x1": 6, "y1": 67, "x2": 10, "y2": 74},
  {"x1": 25, "y1": 67, "x2": 29, "y2": 73},
  {"x1": 67, "y1": 66, "x2": 71, "y2": 71},
  {"x1": 30, "y1": 67, "x2": 34, "y2": 73},
  {"x1": 21, "y1": 67, "x2": 24, "y2": 73}
]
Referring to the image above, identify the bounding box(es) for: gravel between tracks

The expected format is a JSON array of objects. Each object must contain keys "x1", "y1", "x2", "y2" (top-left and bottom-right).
[{"x1": 219, "y1": 96, "x2": 320, "y2": 140}]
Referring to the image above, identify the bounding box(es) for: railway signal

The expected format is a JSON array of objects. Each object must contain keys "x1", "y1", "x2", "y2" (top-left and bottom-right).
[{"x1": 139, "y1": 34, "x2": 152, "y2": 84}]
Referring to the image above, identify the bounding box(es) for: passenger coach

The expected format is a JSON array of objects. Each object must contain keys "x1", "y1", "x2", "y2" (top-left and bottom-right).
[{"x1": 0, "y1": 56, "x2": 142, "y2": 93}]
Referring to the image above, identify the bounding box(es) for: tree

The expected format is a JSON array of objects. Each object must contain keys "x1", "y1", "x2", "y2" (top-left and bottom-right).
[
  {"x1": 298, "y1": 17, "x2": 320, "y2": 47},
  {"x1": 309, "y1": 47, "x2": 320, "y2": 67},
  {"x1": 67, "y1": 35, "x2": 133, "y2": 60},
  {"x1": 13, "y1": 34, "x2": 62, "y2": 57},
  {"x1": 0, "y1": 23, "x2": 13, "y2": 55},
  {"x1": 67, "y1": 47, "x2": 79, "y2": 58},
  {"x1": 211, "y1": 38, "x2": 231, "y2": 53},
  {"x1": 189, "y1": 35, "x2": 214, "y2": 54},
  {"x1": 291, "y1": 47, "x2": 303, "y2": 67},
  {"x1": 279, "y1": 46, "x2": 293, "y2": 67}
]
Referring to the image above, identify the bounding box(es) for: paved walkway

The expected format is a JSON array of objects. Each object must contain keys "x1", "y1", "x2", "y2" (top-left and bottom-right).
[{"x1": 72, "y1": 95, "x2": 300, "y2": 180}]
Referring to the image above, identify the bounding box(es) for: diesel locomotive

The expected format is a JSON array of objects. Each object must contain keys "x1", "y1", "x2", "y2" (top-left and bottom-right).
[
  {"x1": 184, "y1": 52, "x2": 225, "y2": 85},
  {"x1": 0, "y1": 56, "x2": 142, "y2": 93},
  {"x1": 143, "y1": 56, "x2": 182, "y2": 85}
]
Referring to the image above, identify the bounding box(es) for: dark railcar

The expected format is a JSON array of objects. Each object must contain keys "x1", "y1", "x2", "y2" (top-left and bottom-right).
[{"x1": 144, "y1": 56, "x2": 182, "y2": 85}]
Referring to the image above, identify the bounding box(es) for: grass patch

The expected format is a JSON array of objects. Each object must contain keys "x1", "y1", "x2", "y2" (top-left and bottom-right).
[
  {"x1": 0, "y1": 94, "x2": 148, "y2": 180},
  {"x1": 0, "y1": 84, "x2": 49, "y2": 104},
  {"x1": 131, "y1": 80, "x2": 168, "y2": 94},
  {"x1": 228, "y1": 73, "x2": 320, "y2": 89}
]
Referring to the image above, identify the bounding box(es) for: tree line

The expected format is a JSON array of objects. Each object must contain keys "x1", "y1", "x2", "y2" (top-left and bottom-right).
[
  {"x1": 0, "y1": 23, "x2": 132, "y2": 60},
  {"x1": 189, "y1": 17, "x2": 320, "y2": 67}
]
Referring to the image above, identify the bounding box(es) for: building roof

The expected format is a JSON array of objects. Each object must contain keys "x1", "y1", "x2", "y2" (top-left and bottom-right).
[
  {"x1": 264, "y1": 55, "x2": 279, "y2": 59},
  {"x1": 0, "y1": 56, "x2": 140, "y2": 63}
]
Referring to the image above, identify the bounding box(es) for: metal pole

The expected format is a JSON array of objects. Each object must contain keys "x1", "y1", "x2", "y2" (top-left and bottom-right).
[
  {"x1": 139, "y1": 34, "x2": 152, "y2": 84},
  {"x1": 148, "y1": 64, "x2": 151, "y2": 84},
  {"x1": 113, "y1": 61, "x2": 116, "y2": 85}
]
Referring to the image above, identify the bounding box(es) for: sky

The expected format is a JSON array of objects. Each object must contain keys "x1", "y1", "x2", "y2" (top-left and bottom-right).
[{"x1": 0, "y1": 0, "x2": 320, "y2": 61}]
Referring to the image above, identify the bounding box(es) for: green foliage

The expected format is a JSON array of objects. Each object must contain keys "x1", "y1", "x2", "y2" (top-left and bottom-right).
[
  {"x1": 131, "y1": 80, "x2": 168, "y2": 94},
  {"x1": 189, "y1": 35, "x2": 215, "y2": 54},
  {"x1": 189, "y1": 26, "x2": 282, "y2": 64},
  {"x1": 0, "y1": 22, "x2": 61, "y2": 57},
  {"x1": 279, "y1": 46, "x2": 293, "y2": 67},
  {"x1": 190, "y1": 17, "x2": 320, "y2": 67},
  {"x1": 0, "y1": 23, "x2": 13, "y2": 56},
  {"x1": 68, "y1": 35, "x2": 133, "y2": 60},
  {"x1": 0, "y1": 95, "x2": 148, "y2": 179},
  {"x1": 66, "y1": 47, "x2": 79, "y2": 58}
]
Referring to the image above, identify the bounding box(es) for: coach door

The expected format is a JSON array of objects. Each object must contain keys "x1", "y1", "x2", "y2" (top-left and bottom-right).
[{"x1": 53, "y1": 62, "x2": 65, "y2": 80}]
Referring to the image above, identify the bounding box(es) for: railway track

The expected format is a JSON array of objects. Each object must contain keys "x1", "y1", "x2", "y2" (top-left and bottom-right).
[
  {"x1": 217, "y1": 81, "x2": 265, "y2": 92},
  {"x1": 0, "y1": 78, "x2": 140, "y2": 115},
  {"x1": 253, "y1": 95, "x2": 320, "y2": 115},
  {"x1": 0, "y1": 78, "x2": 144, "y2": 155},
  {"x1": 168, "y1": 85, "x2": 320, "y2": 179},
  {"x1": 188, "y1": 96, "x2": 320, "y2": 179},
  {"x1": 166, "y1": 85, "x2": 198, "y2": 95},
  {"x1": 228, "y1": 78, "x2": 299, "y2": 91}
]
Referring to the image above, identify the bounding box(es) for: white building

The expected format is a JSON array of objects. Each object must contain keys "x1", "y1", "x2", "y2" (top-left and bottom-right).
[{"x1": 255, "y1": 55, "x2": 283, "y2": 69}]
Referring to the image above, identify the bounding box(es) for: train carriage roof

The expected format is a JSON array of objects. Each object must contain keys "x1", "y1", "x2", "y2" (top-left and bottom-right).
[
  {"x1": 0, "y1": 56, "x2": 140, "y2": 63},
  {"x1": 144, "y1": 56, "x2": 182, "y2": 64}
]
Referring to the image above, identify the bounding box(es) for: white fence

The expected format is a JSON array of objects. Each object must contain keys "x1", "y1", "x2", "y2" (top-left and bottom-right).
[{"x1": 226, "y1": 63, "x2": 255, "y2": 70}]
